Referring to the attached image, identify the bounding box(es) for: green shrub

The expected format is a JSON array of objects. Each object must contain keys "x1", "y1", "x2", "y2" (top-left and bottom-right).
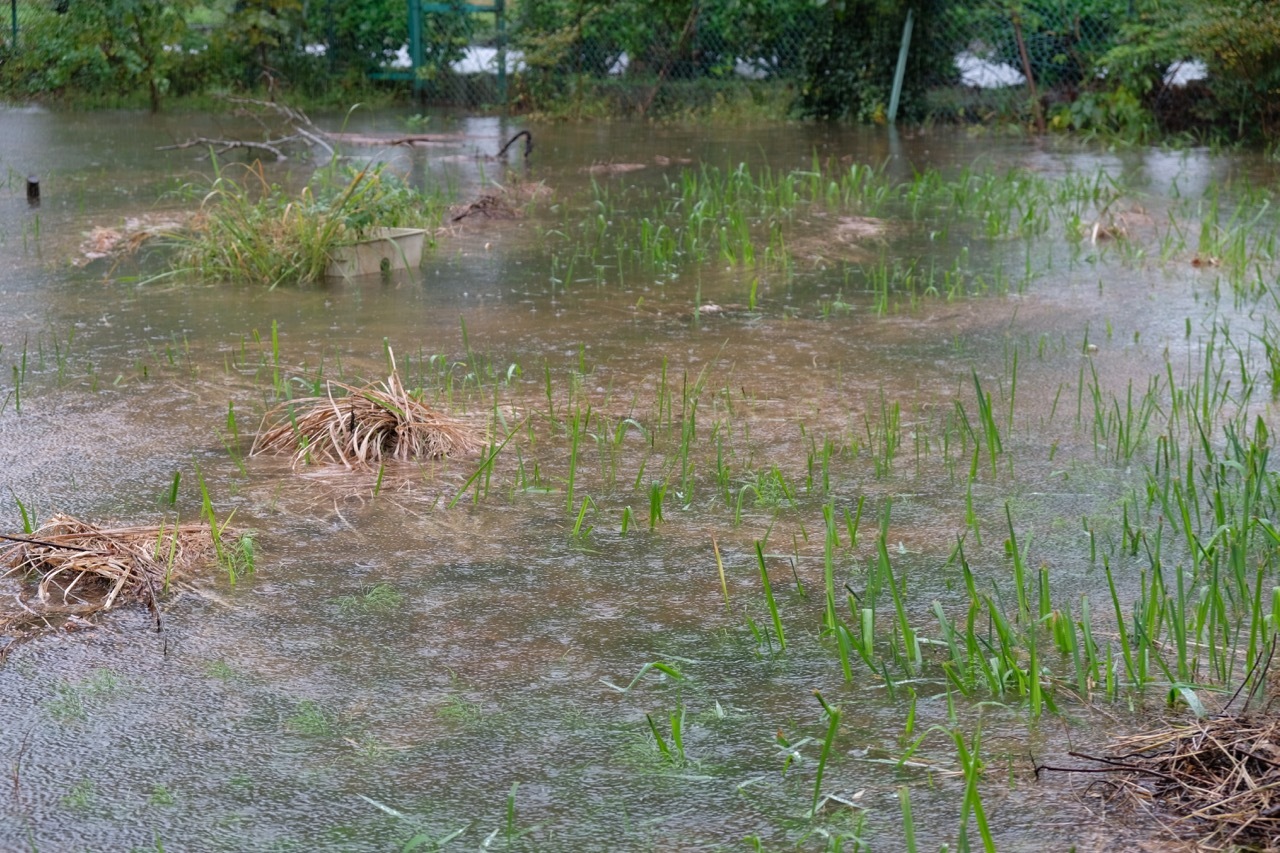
[
  {"x1": 170, "y1": 161, "x2": 449, "y2": 287},
  {"x1": 1102, "y1": 0, "x2": 1280, "y2": 142},
  {"x1": 797, "y1": 0, "x2": 952, "y2": 122}
]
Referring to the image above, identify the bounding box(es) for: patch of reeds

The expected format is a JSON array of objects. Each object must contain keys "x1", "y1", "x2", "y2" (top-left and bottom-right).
[
  {"x1": 251, "y1": 365, "x2": 484, "y2": 469},
  {"x1": 1, "y1": 514, "x2": 217, "y2": 623}
]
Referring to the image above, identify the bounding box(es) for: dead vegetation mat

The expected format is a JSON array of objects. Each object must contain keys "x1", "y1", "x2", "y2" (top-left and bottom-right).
[
  {"x1": 449, "y1": 180, "x2": 550, "y2": 225},
  {"x1": 251, "y1": 366, "x2": 483, "y2": 470},
  {"x1": 1049, "y1": 713, "x2": 1280, "y2": 851},
  {"x1": 1, "y1": 515, "x2": 218, "y2": 652}
]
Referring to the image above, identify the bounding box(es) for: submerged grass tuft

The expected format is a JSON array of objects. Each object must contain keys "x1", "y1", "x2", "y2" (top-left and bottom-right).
[
  {"x1": 334, "y1": 583, "x2": 406, "y2": 615},
  {"x1": 252, "y1": 355, "x2": 484, "y2": 470}
]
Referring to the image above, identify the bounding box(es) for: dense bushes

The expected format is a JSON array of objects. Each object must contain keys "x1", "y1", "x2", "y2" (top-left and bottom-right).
[
  {"x1": 2, "y1": 0, "x2": 190, "y2": 110},
  {"x1": 1101, "y1": 0, "x2": 1280, "y2": 142}
]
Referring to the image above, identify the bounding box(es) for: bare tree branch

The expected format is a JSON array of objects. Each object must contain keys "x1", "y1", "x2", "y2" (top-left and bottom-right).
[
  {"x1": 156, "y1": 95, "x2": 336, "y2": 161},
  {"x1": 156, "y1": 136, "x2": 297, "y2": 160}
]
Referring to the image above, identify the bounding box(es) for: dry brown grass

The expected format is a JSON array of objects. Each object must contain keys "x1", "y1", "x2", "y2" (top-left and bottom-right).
[
  {"x1": 0, "y1": 514, "x2": 219, "y2": 650},
  {"x1": 1043, "y1": 649, "x2": 1280, "y2": 852},
  {"x1": 251, "y1": 365, "x2": 483, "y2": 470},
  {"x1": 1069, "y1": 716, "x2": 1280, "y2": 852}
]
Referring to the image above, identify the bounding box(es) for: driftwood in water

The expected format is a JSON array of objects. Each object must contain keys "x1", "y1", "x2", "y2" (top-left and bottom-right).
[
  {"x1": 327, "y1": 129, "x2": 533, "y2": 163},
  {"x1": 451, "y1": 193, "x2": 518, "y2": 223},
  {"x1": 325, "y1": 131, "x2": 467, "y2": 147},
  {"x1": 495, "y1": 130, "x2": 532, "y2": 160},
  {"x1": 157, "y1": 96, "x2": 335, "y2": 161},
  {"x1": 157, "y1": 97, "x2": 532, "y2": 165}
]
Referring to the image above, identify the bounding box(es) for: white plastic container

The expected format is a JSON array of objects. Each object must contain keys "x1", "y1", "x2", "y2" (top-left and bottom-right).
[{"x1": 325, "y1": 227, "x2": 427, "y2": 278}]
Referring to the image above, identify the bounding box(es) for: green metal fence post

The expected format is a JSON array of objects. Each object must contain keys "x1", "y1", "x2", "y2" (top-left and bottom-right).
[
  {"x1": 887, "y1": 8, "x2": 914, "y2": 124},
  {"x1": 10, "y1": 0, "x2": 17, "y2": 50},
  {"x1": 495, "y1": 0, "x2": 507, "y2": 109},
  {"x1": 409, "y1": 0, "x2": 424, "y2": 98}
]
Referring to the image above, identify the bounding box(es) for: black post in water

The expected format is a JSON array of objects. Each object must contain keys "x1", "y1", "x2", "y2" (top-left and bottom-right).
[{"x1": 26, "y1": 175, "x2": 39, "y2": 204}]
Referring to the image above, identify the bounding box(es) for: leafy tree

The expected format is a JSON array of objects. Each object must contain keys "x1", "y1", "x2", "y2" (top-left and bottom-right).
[
  {"x1": 4, "y1": 0, "x2": 191, "y2": 110},
  {"x1": 210, "y1": 0, "x2": 304, "y2": 90},
  {"x1": 326, "y1": 0, "x2": 408, "y2": 73}
]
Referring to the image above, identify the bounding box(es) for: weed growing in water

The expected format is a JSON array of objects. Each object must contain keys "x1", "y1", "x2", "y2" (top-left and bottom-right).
[
  {"x1": 203, "y1": 660, "x2": 238, "y2": 681},
  {"x1": 285, "y1": 700, "x2": 336, "y2": 737},
  {"x1": 646, "y1": 705, "x2": 689, "y2": 767},
  {"x1": 148, "y1": 784, "x2": 176, "y2": 807},
  {"x1": 436, "y1": 695, "x2": 489, "y2": 728},
  {"x1": 61, "y1": 779, "x2": 95, "y2": 811},
  {"x1": 43, "y1": 669, "x2": 122, "y2": 723},
  {"x1": 334, "y1": 583, "x2": 406, "y2": 615}
]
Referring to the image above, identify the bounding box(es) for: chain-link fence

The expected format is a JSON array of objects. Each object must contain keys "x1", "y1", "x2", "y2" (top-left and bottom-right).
[
  {"x1": 928, "y1": 1, "x2": 1135, "y2": 126},
  {"x1": 0, "y1": 1, "x2": 61, "y2": 52}
]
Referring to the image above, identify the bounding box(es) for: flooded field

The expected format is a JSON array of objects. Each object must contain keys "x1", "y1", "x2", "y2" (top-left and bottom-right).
[{"x1": 3, "y1": 106, "x2": 1280, "y2": 851}]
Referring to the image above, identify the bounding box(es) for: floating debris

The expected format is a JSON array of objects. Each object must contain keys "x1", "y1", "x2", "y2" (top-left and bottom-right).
[
  {"x1": 251, "y1": 360, "x2": 483, "y2": 470},
  {"x1": 75, "y1": 213, "x2": 188, "y2": 265},
  {"x1": 451, "y1": 193, "x2": 520, "y2": 223},
  {"x1": 450, "y1": 180, "x2": 549, "y2": 225},
  {"x1": 831, "y1": 215, "x2": 888, "y2": 240},
  {"x1": 582, "y1": 162, "x2": 647, "y2": 176},
  {"x1": 1089, "y1": 208, "x2": 1153, "y2": 244},
  {"x1": 788, "y1": 215, "x2": 889, "y2": 265}
]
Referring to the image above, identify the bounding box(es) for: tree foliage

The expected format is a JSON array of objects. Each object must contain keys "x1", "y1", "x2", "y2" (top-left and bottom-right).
[
  {"x1": 5, "y1": 0, "x2": 191, "y2": 111},
  {"x1": 1101, "y1": 0, "x2": 1280, "y2": 141},
  {"x1": 0, "y1": 0, "x2": 1276, "y2": 142}
]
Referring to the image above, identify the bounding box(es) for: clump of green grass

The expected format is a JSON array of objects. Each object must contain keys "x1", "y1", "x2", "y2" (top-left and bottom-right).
[
  {"x1": 334, "y1": 582, "x2": 405, "y2": 615},
  {"x1": 436, "y1": 695, "x2": 488, "y2": 728},
  {"x1": 43, "y1": 668, "x2": 123, "y2": 722},
  {"x1": 170, "y1": 160, "x2": 448, "y2": 288},
  {"x1": 148, "y1": 783, "x2": 176, "y2": 806},
  {"x1": 61, "y1": 779, "x2": 95, "y2": 811},
  {"x1": 285, "y1": 700, "x2": 336, "y2": 736}
]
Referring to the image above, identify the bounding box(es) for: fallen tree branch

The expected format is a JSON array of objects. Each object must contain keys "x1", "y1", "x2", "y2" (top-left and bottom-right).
[
  {"x1": 157, "y1": 95, "x2": 336, "y2": 161},
  {"x1": 327, "y1": 132, "x2": 466, "y2": 147},
  {"x1": 156, "y1": 136, "x2": 297, "y2": 160}
]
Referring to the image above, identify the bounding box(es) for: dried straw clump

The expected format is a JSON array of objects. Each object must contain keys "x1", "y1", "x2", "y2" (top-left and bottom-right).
[
  {"x1": 1, "y1": 514, "x2": 217, "y2": 615},
  {"x1": 251, "y1": 368, "x2": 483, "y2": 470},
  {"x1": 1060, "y1": 715, "x2": 1280, "y2": 851}
]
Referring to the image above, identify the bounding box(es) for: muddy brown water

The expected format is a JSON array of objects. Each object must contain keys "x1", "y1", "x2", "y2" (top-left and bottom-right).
[{"x1": 1, "y1": 106, "x2": 1278, "y2": 851}]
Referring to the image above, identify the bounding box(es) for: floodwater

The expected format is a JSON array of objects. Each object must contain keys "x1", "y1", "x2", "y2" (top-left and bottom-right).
[{"x1": 1, "y1": 106, "x2": 1279, "y2": 851}]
